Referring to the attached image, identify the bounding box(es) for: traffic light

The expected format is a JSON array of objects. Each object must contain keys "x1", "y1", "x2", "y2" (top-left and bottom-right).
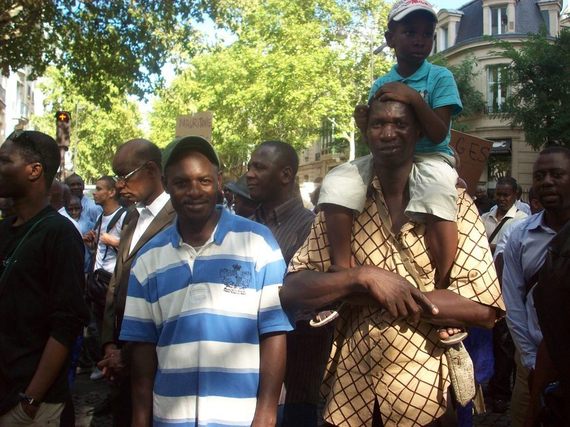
[{"x1": 55, "y1": 111, "x2": 71, "y2": 149}]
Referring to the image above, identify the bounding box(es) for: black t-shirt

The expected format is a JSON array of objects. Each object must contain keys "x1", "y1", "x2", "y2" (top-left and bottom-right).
[{"x1": 0, "y1": 206, "x2": 89, "y2": 404}]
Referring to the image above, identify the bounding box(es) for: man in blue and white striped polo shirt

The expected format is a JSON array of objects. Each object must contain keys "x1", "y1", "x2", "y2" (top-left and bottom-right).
[{"x1": 119, "y1": 135, "x2": 293, "y2": 427}]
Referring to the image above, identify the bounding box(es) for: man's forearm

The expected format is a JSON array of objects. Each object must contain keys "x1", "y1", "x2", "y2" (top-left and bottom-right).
[
  {"x1": 422, "y1": 290, "x2": 499, "y2": 329},
  {"x1": 252, "y1": 333, "x2": 287, "y2": 426},
  {"x1": 281, "y1": 270, "x2": 362, "y2": 312},
  {"x1": 25, "y1": 337, "x2": 70, "y2": 401},
  {"x1": 131, "y1": 342, "x2": 157, "y2": 427}
]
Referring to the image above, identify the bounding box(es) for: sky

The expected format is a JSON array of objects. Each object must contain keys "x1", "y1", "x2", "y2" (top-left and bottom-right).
[{"x1": 432, "y1": 0, "x2": 568, "y2": 11}]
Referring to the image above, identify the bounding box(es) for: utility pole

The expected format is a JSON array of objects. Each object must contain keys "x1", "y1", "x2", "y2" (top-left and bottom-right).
[{"x1": 55, "y1": 111, "x2": 71, "y2": 180}]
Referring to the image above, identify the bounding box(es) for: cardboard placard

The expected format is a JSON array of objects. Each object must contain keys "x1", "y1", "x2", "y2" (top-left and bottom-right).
[
  {"x1": 175, "y1": 111, "x2": 213, "y2": 142},
  {"x1": 450, "y1": 130, "x2": 493, "y2": 196}
]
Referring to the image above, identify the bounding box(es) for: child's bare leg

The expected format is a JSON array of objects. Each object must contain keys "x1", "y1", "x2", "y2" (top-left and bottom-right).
[
  {"x1": 310, "y1": 204, "x2": 353, "y2": 327},
  {"x1": 425, "y1": 217, "x2": 457, "y2": 289},
  {"x1": 322, "y1": 204, "x2": 354, "y2": 268},
  {"x1": 425, "y1": 217, "x2": 466, "y2": 344}
]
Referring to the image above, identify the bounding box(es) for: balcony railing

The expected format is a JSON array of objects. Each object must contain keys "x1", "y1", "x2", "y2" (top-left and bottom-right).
[{"x1": 485, "y1": 104, "x2": 509, "y2": 114}]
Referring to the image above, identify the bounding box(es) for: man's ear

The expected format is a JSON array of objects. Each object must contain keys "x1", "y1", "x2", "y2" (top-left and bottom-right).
[
  {"x1": 28, "y1": 162, "x2": 43, "y2": 183},
  {"x1": 281, "y1": 166, "x2": 293, "y2": 185},
  {"x1": 217, "y1": 172, "x2": 223, "y2": 192},
  {"x1": 385, "y1": 30, "x2": 394, "y2": 48},
  {"x1": 146, "y1": 161, "x2": 160, "y2": 179}
]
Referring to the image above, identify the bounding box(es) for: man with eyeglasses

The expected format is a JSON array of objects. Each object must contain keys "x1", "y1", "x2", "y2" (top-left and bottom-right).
[
  {"x1": 99, "y1": 138, "x2": 175, "y2": 427},
  {"x1": 0, "y1": 131, "x2": 89, "y2": 426}
]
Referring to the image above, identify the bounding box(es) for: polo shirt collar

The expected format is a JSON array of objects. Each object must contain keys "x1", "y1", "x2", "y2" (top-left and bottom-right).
[
  {"x1": 391, "y1": 60, "x2": 431, "y2": 83},
  {"x1": 170, "y1": 206, "x2": 232, "y2": 248}
]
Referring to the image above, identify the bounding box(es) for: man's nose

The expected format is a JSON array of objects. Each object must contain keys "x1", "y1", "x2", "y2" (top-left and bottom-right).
[
  {"x1": 380, "y1": 124, "x2": 396, "y2": 139},
  {"x1": 542, "y1": 172, "x2": 555, "y2": 185}
]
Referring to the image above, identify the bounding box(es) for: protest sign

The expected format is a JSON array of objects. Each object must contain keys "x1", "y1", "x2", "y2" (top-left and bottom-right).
[
  {"x1": 450, "y1": 130, "x2": 493, "y2": 195},
  {"x1": 175, "y1": 111, "x2": 213, "y2": 142}
]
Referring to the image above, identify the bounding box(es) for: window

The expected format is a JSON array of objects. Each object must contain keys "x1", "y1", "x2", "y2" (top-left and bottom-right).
[
  {"x1": 486, "y1": 65, "x2": 508, "y2": 113},
  {"x1": 541, "y1": 10, "x2": 550, "y2": 35},
  {"x1": 441, "y1": 26, "x2": 449, "y2": 50},
  {"x1": 491, "y1": 6, "x2": 508, "y2": 35},
  {"x1": 487, "y1": 138, "x2": 512, "y2": 182}
]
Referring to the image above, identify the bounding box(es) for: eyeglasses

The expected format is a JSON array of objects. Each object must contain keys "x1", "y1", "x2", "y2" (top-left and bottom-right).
[{"x1": 114, "y1": 162, "x2": 148, "y2": 184}]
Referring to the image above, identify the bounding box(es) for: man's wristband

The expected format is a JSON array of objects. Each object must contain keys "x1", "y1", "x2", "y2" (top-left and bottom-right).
[{"x1": 18, "y1": 392, "x2": 41, "y2": 407}]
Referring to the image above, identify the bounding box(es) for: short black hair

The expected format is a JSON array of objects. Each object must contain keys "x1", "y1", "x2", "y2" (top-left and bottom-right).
[
  {"x1": 258, "y1": 140, "x2": 299, "y2": 176},
  {"x1": 539, "y1": 145, "x2": 570, "y2": 161},
  {"x1": 65, "y1": 173, "x2": 84, "y2": 185},
  {"x1": 7, "y1": 130, "x2": 60, "y2": 189},
  {"x1": 496, "y1": 176, "x2": 518, "y2": 193}
]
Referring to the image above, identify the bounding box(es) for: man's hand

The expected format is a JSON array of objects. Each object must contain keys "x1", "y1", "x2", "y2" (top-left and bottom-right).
[
  {"x1": 375, "y1": 82, "x2": 420, "y2": 106},
  {"x1": 100, "y1": 232, "x2": 120, "y2": 247},
  {"x1": 357, "y1": 265, "x2": 438, "y2": 323},
  {"x1": 83, "y1": 230, "x2": 96, "y2": 249},
  {"x1": 98, "y1": 343, "x2": 125, "y2": 381},
  {"x1": 20, "y1": 402, "x2": 39, "y2": 420}
]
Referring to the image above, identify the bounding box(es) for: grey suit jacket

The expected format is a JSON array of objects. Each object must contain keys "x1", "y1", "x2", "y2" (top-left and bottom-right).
[{"x1": 101, "y1": 199, "x2": 176, "y2": 346}]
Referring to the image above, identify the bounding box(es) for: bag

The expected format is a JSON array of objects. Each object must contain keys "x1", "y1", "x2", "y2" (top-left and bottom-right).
[
  {"x1": 86, "y1": 268, "x2": 112, "y2": 308},
  {"x1": 445, "y1": 343, "x2": 477, "y2": 406},
  {"x1": 85, "y1": 208, "x2": 125, "y2": 307},
  {"x1": 373, "y1": 194, "x2": 477, "y2": 407}
]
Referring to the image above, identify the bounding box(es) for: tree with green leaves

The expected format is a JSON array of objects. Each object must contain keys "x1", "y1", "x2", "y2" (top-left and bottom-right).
[
  {"x1": 150, "y1": 0, "x2": 392, "y2": 175},
  {"x1": 1, "y1": 0, "x2": 212, "y2": 107},
  {"x1": 495, "y1": 28, "x2": 570, "y2": 148},
  {"x1": 31, "y1": 67, "x2": 142, "y2": 182}
]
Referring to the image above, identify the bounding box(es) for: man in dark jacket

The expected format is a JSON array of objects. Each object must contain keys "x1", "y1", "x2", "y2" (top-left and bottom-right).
[{"x1": 0, "y1": 130, "x2": 89, "y2": 425}]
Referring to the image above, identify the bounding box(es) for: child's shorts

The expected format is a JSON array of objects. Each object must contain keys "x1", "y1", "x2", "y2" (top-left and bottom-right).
[{"x1": 318, "y1": 153, "x2": 458, "y2": 222}]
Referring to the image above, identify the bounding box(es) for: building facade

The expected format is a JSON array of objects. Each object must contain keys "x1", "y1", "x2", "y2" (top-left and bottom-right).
[
  {"x1": 0, "y1": 68, "x2": 41, "y2": 142},
  {"x1": 435, "y1": 0, "x2": 567, "y2": 193}
]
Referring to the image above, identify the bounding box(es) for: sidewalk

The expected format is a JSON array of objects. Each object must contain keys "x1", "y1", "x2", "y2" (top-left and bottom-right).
[
  {"x1": 72, "y1": 372, "x2": 111, "y2": 427},
  {"x1": 72, "y1": 373, "x2": 511, "y2": 426}
]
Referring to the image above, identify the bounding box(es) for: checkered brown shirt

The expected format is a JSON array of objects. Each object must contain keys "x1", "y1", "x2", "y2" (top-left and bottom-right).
[{"x1": 288, "y1": 179, "x2": 505, "y2": 426}]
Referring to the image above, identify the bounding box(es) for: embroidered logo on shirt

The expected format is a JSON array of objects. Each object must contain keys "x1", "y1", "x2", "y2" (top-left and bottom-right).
[{"x1": 221, "y1": 264, "x2": 251, "y2": 295}]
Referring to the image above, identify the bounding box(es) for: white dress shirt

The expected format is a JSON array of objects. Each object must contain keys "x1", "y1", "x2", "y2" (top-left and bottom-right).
[
  {"x1": 481, "y1": 204, "x2": 528, "y2": 244},
  {"x1": 129, "y1": 191, "x2": 170, "y2": 254}
]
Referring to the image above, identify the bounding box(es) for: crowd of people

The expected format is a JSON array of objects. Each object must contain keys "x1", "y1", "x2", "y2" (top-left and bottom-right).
[{"x1": 0, "y1": 0, "x2": 569, "y2": 426}]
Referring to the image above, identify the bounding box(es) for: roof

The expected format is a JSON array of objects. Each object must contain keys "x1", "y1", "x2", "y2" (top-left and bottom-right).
[{"x1": 450, "y1": 0, "x2": 549, "y2": 45}]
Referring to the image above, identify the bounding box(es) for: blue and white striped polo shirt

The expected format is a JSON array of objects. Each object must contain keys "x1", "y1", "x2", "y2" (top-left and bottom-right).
[{"x1": 120, "y1": 208, "x2": 293, "y2": 427}]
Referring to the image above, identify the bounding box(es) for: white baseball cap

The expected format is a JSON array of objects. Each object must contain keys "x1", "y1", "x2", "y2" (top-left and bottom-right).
[{"x1": 388, "y1": 0, "x2": 438, "y2": 23}]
